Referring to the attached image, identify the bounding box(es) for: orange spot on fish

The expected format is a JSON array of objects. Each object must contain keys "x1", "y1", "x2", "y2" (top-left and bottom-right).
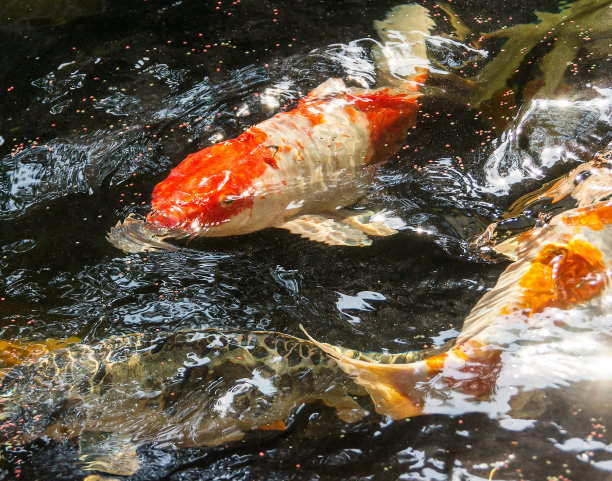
[
  {"x1": 0, "y1": 337, "x2": 80, "y2": 377},
  {"x1": 346, "y1": 88, "x2": 420, "y2": 165},
  {"x1": 425, "y1": 353, "x2": 448, "y2": 371},
  {"x1": 344, "y1": 105, "x2": 359, "y2": 123},
  {"x1": 562, "y1": 202, "x2": 612, "y2": 231},
  {"x1": 256, "y1": 420, "x2": 286, "y2": 431},
  {"x1": 147, "y1": 127, "x2": 272, "y2": 229},
  {"x1": 510, "y1": 238, "x2": 608, "y2": 315}
]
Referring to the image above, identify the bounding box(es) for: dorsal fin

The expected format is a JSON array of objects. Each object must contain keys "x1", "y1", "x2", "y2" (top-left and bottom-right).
[
  {"x1": 372, "y1": 3, "x2": 435, "y2": 90},
  {"x1": 305, "y1": 78, "x2": 349, "y2": 101}
]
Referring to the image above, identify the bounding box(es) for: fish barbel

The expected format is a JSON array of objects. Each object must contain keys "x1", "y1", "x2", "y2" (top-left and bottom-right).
[{"x1": 108, "y1": 4, "x2": 435, "y2": 252}]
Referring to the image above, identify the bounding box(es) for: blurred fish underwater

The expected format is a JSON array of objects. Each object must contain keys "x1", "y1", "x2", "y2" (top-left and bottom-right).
[{"x1": 0, "y1": 0, "x2": 611, "y2": 480}]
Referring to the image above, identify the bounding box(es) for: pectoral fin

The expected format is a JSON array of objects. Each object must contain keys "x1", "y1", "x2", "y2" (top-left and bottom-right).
[
  {"x1": 339, "y1": 210, "x2": 399, "y2": 237},
  {"x1": 279, "y1": 215, "x2": 372, "y2": 246}
]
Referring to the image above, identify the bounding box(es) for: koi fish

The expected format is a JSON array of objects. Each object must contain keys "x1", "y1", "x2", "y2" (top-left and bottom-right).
[
  {"x1": 0, "y1": 329, "x2": 371, "y2": 476},
  {"x1": 108, "y1": 4, "x2": 435, "y2": 252},
  {"x1": 306, "y1": 142, "x2": 612, "y2": 420},
  {"x1": 2, "y1": 144, "x2": 610, "y2": 478}
]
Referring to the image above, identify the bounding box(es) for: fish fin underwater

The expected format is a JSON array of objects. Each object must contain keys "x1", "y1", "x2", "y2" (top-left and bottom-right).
[
  {"x1": 279, "y1": 214, "x2": 373, "y2": 246},
  {"x1": 77, "y1": 432, "x2": 140, "y2": 477},
  {"x1": 278, "y1": 210, "x2": 398, "y2": 246},
  {"x1": 372, "y1": 3, "x2": 434, "y2": 90},
  {"x1": 427, "y1": 0, "x2": 612, "y2": 118}
]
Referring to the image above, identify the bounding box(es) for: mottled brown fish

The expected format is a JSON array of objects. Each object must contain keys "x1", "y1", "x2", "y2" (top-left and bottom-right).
[{"x1": 0, "y1": 327, "x2": 444, "y2": 476}]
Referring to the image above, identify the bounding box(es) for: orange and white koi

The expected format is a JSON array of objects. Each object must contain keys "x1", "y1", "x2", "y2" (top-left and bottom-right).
[
  {"x1": 108, "y1": 4, "x2": 434, "y2": 252},
  {"x1": 2, "y1": 147, "x2": 610, "y2": 465},
  {"x1": 305, "y1": 143, "x2": 612, "y2": 419}
]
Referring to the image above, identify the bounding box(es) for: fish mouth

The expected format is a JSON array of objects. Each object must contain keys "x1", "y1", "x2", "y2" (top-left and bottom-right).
[
  {"x1": 108, "y1": 205, "x2": 242, "y2": 252},
  {"x1": 146, "y1": 206, "x2": 188, "y2": 230},
  {"x1": 107, "y1": 214, "x2": 181, "y2": 253},
  {"x1": 146, "y1": 208, "x2": 230, "y2": 234}
]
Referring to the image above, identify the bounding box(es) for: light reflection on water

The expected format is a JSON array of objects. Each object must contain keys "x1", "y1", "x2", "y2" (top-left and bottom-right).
[{"x1": 0, "y1": 0, "x2": 611, "y2": 479}]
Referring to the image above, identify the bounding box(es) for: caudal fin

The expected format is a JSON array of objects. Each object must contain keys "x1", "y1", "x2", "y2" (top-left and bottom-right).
[
  {"x1": 300, "y1": 324, "x2": 433, "y2": 419},
  {"x1": 373, "y1": 3, "x2": 435, "y2": 91}
]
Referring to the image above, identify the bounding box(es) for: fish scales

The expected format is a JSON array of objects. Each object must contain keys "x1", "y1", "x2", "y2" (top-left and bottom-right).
[
  {"x1": 0, "y1": 330, "x2": 368, "y2": 448},
  {"x1": 2, "y1": 145, "x2": 612, "y2": 474},
  {"x1": 254, "y1": 94, "x2": 372, "y2": 217}
]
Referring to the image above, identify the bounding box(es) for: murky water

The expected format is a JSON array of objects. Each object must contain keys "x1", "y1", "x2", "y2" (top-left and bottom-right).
[{"x1": 0, "y1": 0, "x2": 611, "y2": 479}]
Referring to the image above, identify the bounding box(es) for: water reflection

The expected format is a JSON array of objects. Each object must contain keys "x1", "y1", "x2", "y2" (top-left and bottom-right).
[
  {"x1": 479, "y1": 96, "x2": 612, "y2": 197},
  {"x1": 1, "y1": 0, "x2": 612, "y2": 480}
]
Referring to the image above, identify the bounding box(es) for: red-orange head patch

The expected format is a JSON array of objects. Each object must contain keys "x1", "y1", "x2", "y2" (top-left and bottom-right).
[{"x1": 147, "y1": 128, "x2": 274, "y2": 232}]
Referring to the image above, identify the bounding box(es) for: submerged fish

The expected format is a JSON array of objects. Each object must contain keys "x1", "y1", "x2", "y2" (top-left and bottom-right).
[
  {"x1": 426, "y1": 0, "x2": 612, "y2": 129},
  {"x1": 3, "y1": 143, "x2": 611, "y2": 477},
  {"x1": 108, "y1": 4, "x2": 435, "y2": 252},
  {"x1": 309, "y1": 144, "x2": 612, "y2": 419},
  {"x1": 0, "y1": 328, "x2": 444, "y2": 476},
  {"x1": 466, "y1": 0, "x2": 612, "y2": 106}
]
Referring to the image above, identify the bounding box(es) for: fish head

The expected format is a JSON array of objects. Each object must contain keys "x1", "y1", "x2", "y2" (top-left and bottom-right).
[{"x1": 147, "y1": 131, "x2": 272, "y2": 236}]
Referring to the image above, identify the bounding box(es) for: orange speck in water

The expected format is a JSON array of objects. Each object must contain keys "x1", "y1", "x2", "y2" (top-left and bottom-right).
[{"x1": 256, "y1": 420, "x2": 286, "y2": 431}]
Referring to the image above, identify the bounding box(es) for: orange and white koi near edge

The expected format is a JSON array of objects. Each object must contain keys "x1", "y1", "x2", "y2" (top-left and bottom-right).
[{"x1": 109, "y1": 4, "x2": 434, "y2": 252}]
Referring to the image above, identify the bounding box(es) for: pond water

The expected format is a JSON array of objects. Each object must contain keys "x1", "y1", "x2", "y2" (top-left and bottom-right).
[{"x1": 0, "y1": 0, "x2": 611, "y2": 479}]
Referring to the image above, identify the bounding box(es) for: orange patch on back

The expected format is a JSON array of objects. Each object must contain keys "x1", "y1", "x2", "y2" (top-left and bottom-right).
[
  {"x1": 292, "y1": 98, "x2": 327, "y2": 126},
  {"x1": 563, "y1": 202, "x2": 612, "y2": 231},
  {"x1": 0, "y1": 337, "x2": 80, "y2": 376},
  {"x1": 425, "y1": 353, "x2": 448, "y2": 371},
  {"x1": 344, "y1": 106, "x2": 360, "y2": 123},
  {"x1": 511, "y1": 238, "x2": 608, "y2": 315},
  {"x1": 148, "y1": 127, "x2": 272, "y2": 229},
  {"x1": 255, "y1": 420, "x2": 286, "y2": 431},
  {"x1": 426, "y1": 342, "x2": 502, "y2": 401},
  {"x1": 346, "y1": 89, "x2": 419, "y2": 165}
]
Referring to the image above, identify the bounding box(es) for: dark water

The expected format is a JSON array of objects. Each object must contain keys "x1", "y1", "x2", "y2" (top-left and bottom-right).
[{"x1": 0, "y1": 0, "x2": 611, "y2": 479}]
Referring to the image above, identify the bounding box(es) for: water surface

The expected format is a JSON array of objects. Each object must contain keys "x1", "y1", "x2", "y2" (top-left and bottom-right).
[{"x1": 0, "y1": 0, "x2": 611, "y2": 479}]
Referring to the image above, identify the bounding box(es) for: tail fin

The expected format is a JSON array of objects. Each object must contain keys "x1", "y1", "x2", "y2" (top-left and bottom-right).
[
  {"x1": 373, "y1": 4, "x2": 435, "y2": 90},
  {"x1": 300, "y1": 325, "x2": 429, "y2": 419}
]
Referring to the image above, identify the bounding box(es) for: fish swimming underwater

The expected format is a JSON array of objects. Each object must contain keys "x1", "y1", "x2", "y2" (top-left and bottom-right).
[
  {"x1": 429, "y1": 0, "x2": 612, "y2": 125},
  {"x1": 309, "y1": 143, "x2": 612, "y2": 419},
  {"x1": 108, "y1": 4, "x2": 435, "y2": 252},
  {"x1": 108, "y1": 0, "x2": 612, "y2": 253},
  {"x1": 3, "y1": 143, "x2": 611, "y2": 477},
  {"x1": 0, "y1": 328, "x2": 447, "y2": 476}
]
